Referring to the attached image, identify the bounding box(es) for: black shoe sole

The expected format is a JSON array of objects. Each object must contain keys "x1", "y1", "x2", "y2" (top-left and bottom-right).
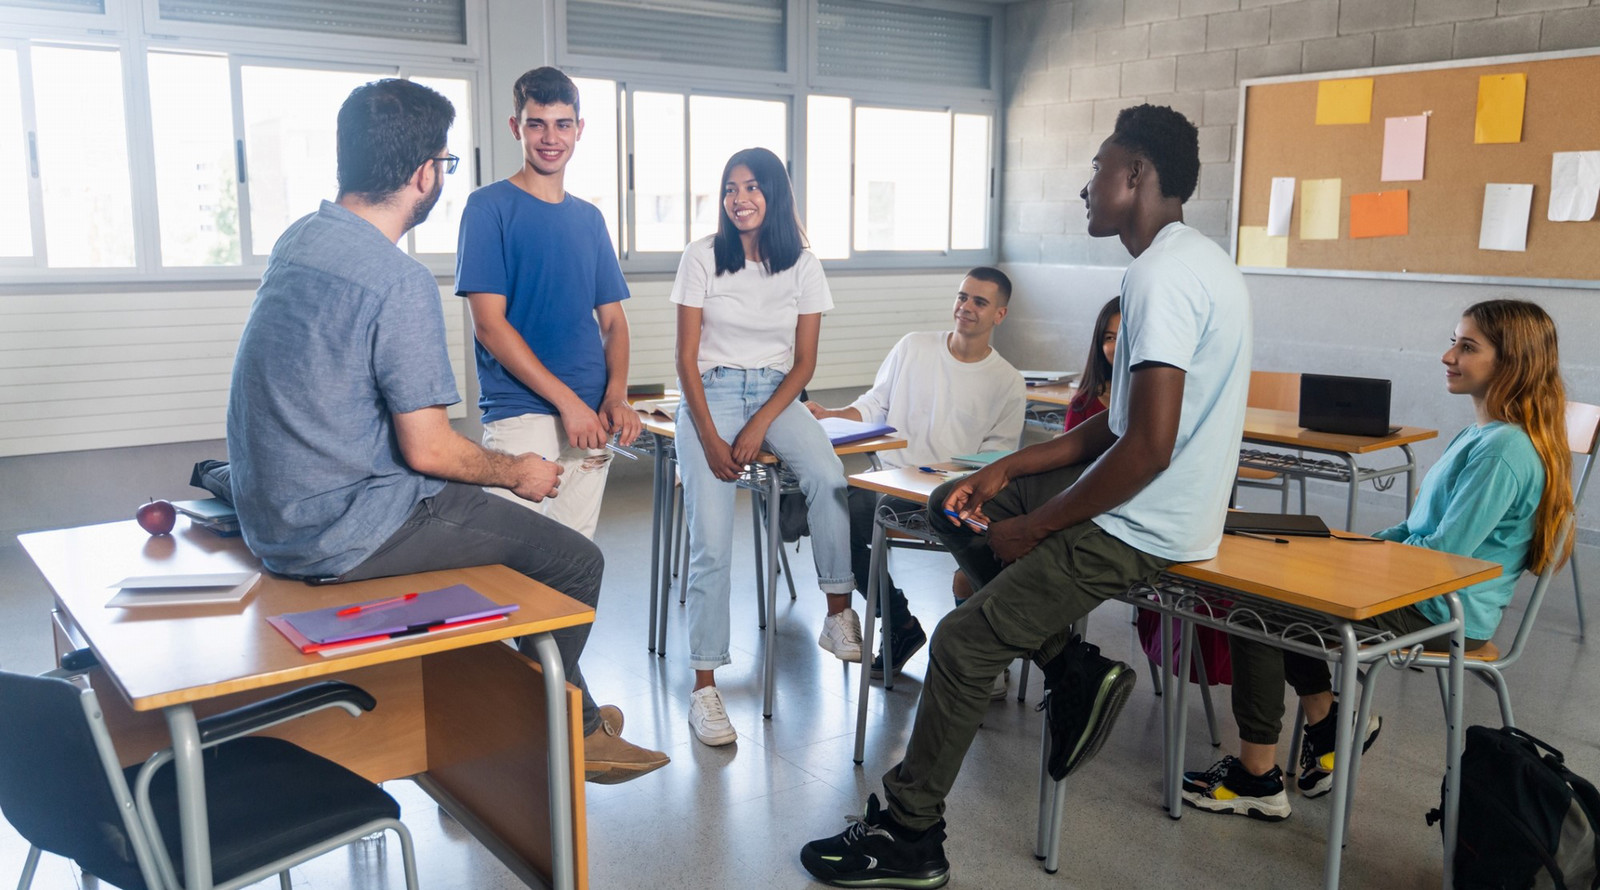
[
  {"x1": 1060, "y1": 663, "x2": 1135, "y2": 777},
  {"x1": 800, "y1": 855, "x2": 950, "y2": 889}
]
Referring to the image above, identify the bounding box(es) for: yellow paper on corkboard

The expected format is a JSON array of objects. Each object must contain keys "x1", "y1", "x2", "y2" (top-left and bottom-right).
[
  {"x1": 1237, "y1": 226, "x2": 1288, "y2": 267},
  {"x1": 1475, "y1": 73, "x2": 1526, "y2": 144},
  {"x1": 1299, "y1": 178, "x2": 1342, "y2": 240},
  {"x1": 1315, "y1": 78, "x2": 1373, "y2": 125}
]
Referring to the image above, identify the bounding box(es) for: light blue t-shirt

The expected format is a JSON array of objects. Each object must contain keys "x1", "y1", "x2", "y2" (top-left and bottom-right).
[
  {"x1": 454, "y1": 181, "x2": 629, "y2": 423},
  {"x1": 1092, "y1": 221, "x2": 1253, "y2": 562},
  {"x1": 227, "y1": 201, "x2": 458, "y2": 579},
  {"x1": 1373, "y1": 421, "x2": 1545, "y2": 640}
]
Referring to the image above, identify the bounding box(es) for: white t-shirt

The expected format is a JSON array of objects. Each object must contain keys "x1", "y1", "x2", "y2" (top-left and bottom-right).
[
  {"x1": 1092, "y1": 221, "x2": 1253, "y2": 562},
  {"x1": 669, "y1": 235, "x2": 833, "y2": 374},
  {"x1": 847, "y1": 331, "x2": 1026, "y2": 470}
]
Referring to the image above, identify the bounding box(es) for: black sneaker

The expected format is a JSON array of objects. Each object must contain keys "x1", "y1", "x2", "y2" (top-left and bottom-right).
[
  {"x1": 1180, "y1": 756, "x2": 1292, "y2": 821},
  {"x1": 1297, "y1": 703, "x2": 1382, "y2": 798},
  {"x1": 800, "y1": 794, "x2": 950, "y2": 889},
  {"x1": 1038, "y1": 635, "x2": 1135, "y2": 780},
  {"x1": 869, "y1": 617, "x2": 928, "y2": 679}
]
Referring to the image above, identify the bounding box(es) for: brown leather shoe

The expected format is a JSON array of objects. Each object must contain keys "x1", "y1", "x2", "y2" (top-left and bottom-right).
[{"x1": 584, "y1": 705, "x2": 669, "y2": 784}]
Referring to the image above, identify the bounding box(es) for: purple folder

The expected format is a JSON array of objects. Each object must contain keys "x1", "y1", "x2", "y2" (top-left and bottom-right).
[{"x1": 281, "y1": 584, "x2": 518, "y2": 645}]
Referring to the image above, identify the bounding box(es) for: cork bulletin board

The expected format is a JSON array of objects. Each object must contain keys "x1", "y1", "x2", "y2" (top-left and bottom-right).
[{"x1": 1231, "y1": 48, "x2": 1600, "y2": 286}]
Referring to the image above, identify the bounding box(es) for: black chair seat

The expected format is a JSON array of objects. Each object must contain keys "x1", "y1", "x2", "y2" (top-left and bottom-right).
[{"x1": 133, "y1": 736, "x2": 400, "y2": 886}]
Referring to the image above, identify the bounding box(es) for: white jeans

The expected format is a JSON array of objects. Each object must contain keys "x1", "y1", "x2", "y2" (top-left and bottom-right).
[{"x1": 481, "y1": 412, "x2": 612, "y2": 540}]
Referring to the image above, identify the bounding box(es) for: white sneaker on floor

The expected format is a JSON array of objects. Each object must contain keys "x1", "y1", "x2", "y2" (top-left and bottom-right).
[
  {"x1": 689, "y1": 686, "x2": 737, "y2": 747},
  {"x1": 991, "y1": 667, "x2": 1011, "y2": 701},
  {"x1": 818, "y1": 609, "x2": 864, "y2": 661}
]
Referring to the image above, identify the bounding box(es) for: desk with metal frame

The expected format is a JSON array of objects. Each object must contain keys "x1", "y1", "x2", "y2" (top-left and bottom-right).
[
  {"x1": 1021, "y1": 381, "x2": 1080, "y2": 430},
  {"x1": 19, "y1": 518, "x2": 596, "y2": 890},
  {"x1": 844, "y1": 467, "x2": 1498, "y2": 889}
]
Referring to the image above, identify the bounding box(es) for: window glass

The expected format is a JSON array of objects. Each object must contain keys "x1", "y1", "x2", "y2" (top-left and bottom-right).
[
  {"x1": 950, "y1": 113, "x2": 990, "y2": 251},
  {"x1": 148, "y1": 51, "x2": 240, "y2": 266},
  {"x1": 0, "y1": 48, "x2": 30, "y2": 258},
  {"x1": 241, "y1": 65, "x2": 384, "y2": 253},
  {"x1": 687, "y1": 95, "x2": 786, "y2": 241},
  {"x1": 853, "y1": 106, "x2": 950, "y2": 252},
  {"x1": 33, "y1": 45, "x2": 135, "y2": 266},
  {"x1": 805, "y1": 95, "x2": 850, "y2": 260},
  {"x1": 409, "y1": 75, "x2": 473, "y2": 255},
  {"x1": 565, "y1": 76, "x2": 619, "y2": 254},
  {"x1": 631, "y1": 90, "x2": 684, "y2": 253}
]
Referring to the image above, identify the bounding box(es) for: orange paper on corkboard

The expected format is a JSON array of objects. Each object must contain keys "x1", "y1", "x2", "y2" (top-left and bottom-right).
[{"x1": 1349, "y1": 190, "x2": 1408, "y2": 238}]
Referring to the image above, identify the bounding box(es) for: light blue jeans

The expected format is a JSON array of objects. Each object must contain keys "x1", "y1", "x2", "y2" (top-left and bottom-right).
[{"x1": 676, "y1": 367, "x2": 855, "y2": 670}]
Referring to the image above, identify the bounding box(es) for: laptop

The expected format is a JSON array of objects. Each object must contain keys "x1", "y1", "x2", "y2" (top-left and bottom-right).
[
  {"x1": 1298, "y1": 374, "x2": 1399, "y2": 437},
  {"x1": 1224, "y1": 511, "x2": 1331, "y2": 538}
]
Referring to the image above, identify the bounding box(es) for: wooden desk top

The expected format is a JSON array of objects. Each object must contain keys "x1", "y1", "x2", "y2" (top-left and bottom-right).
[
  {"x1": 1023, "y1": 381, "x2": 1080, "y2": 407},
  {"x1": 845, "y1": 468, "x2": 1498, "y2": 622},
  {"x1": 635, "y1": 410, "x2": 907, "y2": 461},
  {"x1": 1244, "y1": 407, "x2": 1437, "y2": 454},
  {"x1": 19, "y1": 518, "x2": 596, "y2": 712}
]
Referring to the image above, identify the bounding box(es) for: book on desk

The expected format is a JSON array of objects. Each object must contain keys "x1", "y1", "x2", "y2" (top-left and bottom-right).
[
  {"x1": 268, "y1": 583, "x2": 519, "y2": 654},
  {"x1": 817, "y1": 417, "x2": 896, "y2": 446},
  {"x1": 172, "y1": 497, "x2": 242, "y2": 536}
]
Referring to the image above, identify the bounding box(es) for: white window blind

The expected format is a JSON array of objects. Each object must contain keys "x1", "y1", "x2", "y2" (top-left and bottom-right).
[
  {"x1": 0, "y1": 0, "x2": 103, "y2": 12},
  {"x1": 815, "y1": 0, "x2": 990, "y2": 91},
  {"x1": 157, "y1": 0, "x2": 467, "y2": 44},
  {"x1": 566, "y1": 0, "x2": 785, "y2": 72}
]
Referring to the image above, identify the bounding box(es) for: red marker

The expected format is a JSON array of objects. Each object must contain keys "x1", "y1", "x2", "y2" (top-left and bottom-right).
[{"x1": 337, "y1": 592, "x2": 418, "y2": 618}]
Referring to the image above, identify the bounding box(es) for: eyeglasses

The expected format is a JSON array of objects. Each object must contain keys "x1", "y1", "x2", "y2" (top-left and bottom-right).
[{"x1": 428, "y1": 154, "x2": 459, "y2": 174}]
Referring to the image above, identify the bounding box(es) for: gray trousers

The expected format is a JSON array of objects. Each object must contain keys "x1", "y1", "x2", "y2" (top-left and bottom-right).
[
  {"x1": 340, "y1": 481, "x2": 604, "y2": 734},
  {"x1": 881, "y1": 463, "x2": 1171, "y2": 830}
]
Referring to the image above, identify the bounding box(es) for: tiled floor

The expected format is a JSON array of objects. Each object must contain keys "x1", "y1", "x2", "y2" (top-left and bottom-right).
[{"x1": 5, "y1": 457, "x2": 1600, "y2": 889}]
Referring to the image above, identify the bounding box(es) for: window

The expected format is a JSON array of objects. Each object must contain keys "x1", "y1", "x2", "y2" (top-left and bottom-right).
[
  {"x1": 33, "y1": 45, "x2": 135, "y2": 268},
  {"x1": 148, "y1": 51, "x2": 238, "y2": 266},
  {"x1": 565, "y1": 76, "x2": 620, "y2": 252},
  {"x1": 0, "y1": 47, "x2": 31, "y2": 259}
]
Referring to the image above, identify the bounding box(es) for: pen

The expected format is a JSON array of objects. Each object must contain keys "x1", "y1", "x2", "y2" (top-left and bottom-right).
[
  {"x1": 605, "y1": 441, "x2": 638, "y2": 460},
  {"x1": 1226, "y1": 530, "x2": 1289, "y2": 544},
  {"x1": 942, "y1": 508, "x2": 988, "y2": 532},
  {"x1": 918, "y1": 466, "x2": 951, "y2": 475},
  {"x1": 337, "y1": 592, "x2": 417, "y2": 618}
]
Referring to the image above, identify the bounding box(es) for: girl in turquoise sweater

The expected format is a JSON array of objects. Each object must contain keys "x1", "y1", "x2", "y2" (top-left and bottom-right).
[{"x1": 1183, "y1": 299, "x2": 1573, "y2": 821}]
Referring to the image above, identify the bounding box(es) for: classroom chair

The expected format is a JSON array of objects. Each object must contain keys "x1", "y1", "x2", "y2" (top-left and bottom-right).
[
  {"x1": 0, "y1": 660, "x2": 420, "y2": 890},
  {"x1": 1235, "y1": 370, "x2": 1305, "y2": 513},
  {"x1": 1565, "y1": 401, "x2": 1600, "y2": 638}
]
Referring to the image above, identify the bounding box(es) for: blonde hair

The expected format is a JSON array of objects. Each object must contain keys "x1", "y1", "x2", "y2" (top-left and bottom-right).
[{"x1": 1465, "y1": 299, "x2": 1573, "y2": 572}]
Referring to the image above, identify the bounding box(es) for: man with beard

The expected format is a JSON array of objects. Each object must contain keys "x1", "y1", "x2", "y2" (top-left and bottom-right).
[{"x1": 227, "y1": 78, "x2": 668, "y2": 785}]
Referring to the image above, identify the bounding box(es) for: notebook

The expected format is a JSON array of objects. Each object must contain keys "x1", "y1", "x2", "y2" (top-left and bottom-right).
[
  {"x1": 951, "y1": 450, "x2": 1011, "y2": 468},
  {"x1": 1298, "y1": 374, "x2": 1399, "y2": 437},
  {"x1": 817, "y1": 417, "x2": 896, "y2": 446},
  {"x1": 277, "y1": 584, "x2": 518, "y2": 646},
  {"x1": 1224, "y1": 512, "x2": 1331, "y2": 538},
  {"x1": 107, "y1": 571, "x2": 261, "y2": 608}
]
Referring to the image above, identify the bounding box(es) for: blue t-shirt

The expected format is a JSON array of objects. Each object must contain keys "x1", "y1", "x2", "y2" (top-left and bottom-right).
[
  {"x1": 454, "y1": 181, "x2": 629, "y2": 423},
  {"x1": 1373, "y1": 421, "x2": 1546, "y2": 640},
  {"x1": 227, "y1": 201, "x2": 458, "y2": 578}
]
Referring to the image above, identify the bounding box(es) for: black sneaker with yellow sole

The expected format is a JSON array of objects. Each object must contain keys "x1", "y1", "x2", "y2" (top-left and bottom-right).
[{"x1": 1181, "y1": 756, "x2": 1292, "y2": 821}]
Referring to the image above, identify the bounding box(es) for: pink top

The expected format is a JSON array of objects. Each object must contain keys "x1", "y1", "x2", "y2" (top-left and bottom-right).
[{"x1": 1062, "y1": 396, "x2": 1107, "y2": 432}]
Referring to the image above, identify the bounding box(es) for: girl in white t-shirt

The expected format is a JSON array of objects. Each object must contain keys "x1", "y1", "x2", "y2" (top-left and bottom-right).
[{"x1": 671, "y1": 147, "x2": 860, "y2": 747}]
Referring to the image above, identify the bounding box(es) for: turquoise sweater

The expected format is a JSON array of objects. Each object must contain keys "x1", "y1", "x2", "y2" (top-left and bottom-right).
[{"x1": 1373, "y1": 421, "x2": 1545, "y2": 640}]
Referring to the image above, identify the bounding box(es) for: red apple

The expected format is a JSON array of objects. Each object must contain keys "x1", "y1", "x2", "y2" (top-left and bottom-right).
[{"x1": 136, "y1": 499, "x2": 176, "y2": 536}]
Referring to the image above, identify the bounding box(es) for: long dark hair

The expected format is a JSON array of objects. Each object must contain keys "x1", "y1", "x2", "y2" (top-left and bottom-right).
[
  {"x1": 1070, "y1": 296, "x2": 1121, "y2": 413},
  {"x1": 713, "y1": 147, "x2": 806, "y2": 276}
]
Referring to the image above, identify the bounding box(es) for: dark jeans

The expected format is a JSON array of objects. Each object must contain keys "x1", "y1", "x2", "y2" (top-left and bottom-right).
[
  {"x1": 847, "y1": 486, "x2": 915, "y2": 631},
  {"x1": 880, "y1": 463, "x2": 1172, "y2": 830},
  {"x1": 339, "y1": 481, "x2": 605, "y2": 735},
  {"x1": 1229, "y1": 606, "x2": 1488, "y2": 745}
]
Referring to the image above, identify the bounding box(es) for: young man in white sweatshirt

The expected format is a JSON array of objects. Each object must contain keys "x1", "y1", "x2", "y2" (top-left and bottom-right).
[{"x1": 807, "y1": 266, "x2": 1026, "y2": 679}]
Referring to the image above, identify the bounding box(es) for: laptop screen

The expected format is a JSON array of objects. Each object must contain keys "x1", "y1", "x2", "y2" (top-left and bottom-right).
[{"x1": 1297, "y1": 374, "x2": 1394, "y2": 437}]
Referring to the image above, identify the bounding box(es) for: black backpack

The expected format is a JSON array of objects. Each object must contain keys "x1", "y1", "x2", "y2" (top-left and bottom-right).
[{"x1": 1429, "y1": 725, "x2": 1600, "y2": 889}]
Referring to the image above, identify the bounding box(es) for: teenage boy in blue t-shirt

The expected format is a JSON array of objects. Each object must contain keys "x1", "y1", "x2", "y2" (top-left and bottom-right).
[{"x1": 455, "y1": 67, "x2": 639, "y2": 539}]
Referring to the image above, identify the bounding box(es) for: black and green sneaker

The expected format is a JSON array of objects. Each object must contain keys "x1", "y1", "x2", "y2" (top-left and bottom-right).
[
  {"x1": 800, "y1": 794, "x2": 950, "y2": 889},
  {"x1": 1038, "y1": 635, "x2": 1136, "y2": 780}
]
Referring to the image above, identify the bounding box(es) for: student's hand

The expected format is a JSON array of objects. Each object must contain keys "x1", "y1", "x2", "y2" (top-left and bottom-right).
[
  {"x1": 986, "y1": 515, "x2": 1046, "y2": 564},
  {"x1": 600, "y1": 399, "x2": 642, "y2": 447},
  {"x1": 731, "y1": 417, "x2": 772, "y2": 466},
  {"x1": 805, "y1": 401, "x2": 833, "y2": 420},
  {"x1": 941, "y1": 464, "x2": 1006, "y2": 527},
  {"x1": 700, "y1": 433, "x2": 744, "y2": 482},
  {"x1": 508, "y1": 454, "x2": 562, "y2": 502},
  {"x1": 559, "y1": 404, "x2": 608, "y2": 450}
]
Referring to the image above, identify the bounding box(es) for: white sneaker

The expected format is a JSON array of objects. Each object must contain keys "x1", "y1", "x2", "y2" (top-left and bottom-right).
[
  {"x1": 990, "y1": 666, "x2": 1011, "y2": 701},
  {"x1": 689, "y1": 686, "x2": 737, "y2": 746},
  {"x1": 818, "y1": 609, "x2": 864, "y2": 661}
]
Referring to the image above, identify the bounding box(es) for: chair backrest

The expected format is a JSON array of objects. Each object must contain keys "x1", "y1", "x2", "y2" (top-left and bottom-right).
[
  {"x1": 1248, "y1": 371, "x2": 1301, "y2": 412},
  {"x1": 1500, "y1": 514, "x2": 1576, "y2": 668},
  {"x1": 1567, "y1": 401, "x2": 1600, "y2": 509},
  {"x1": 0, "y1": 671, "x2": 161, "y2": 890}
]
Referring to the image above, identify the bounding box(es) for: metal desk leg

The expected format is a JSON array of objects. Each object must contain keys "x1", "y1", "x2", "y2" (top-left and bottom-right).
[
  {"x1": 1342, "y1": 665, "x2": 1383, "y2": 843},
  {"x1": 648, "y1": 433, "x2": 665, "y2": 653},
  {"x1": 1322, "y1": 622, "x2": 1362, "y2": 890},
  {"x1": 1402, "y1": 444, "x2": 1419, "y2": 517},
  {"x1": 1341, "y1": 454, "x2": 1360, "y2": 532},
  {"x1": 1169, "y1": 617, "x2": 1195, "y2": 818},
  {"x1": 763, "y1": 466, "x2": 782, "y2": 719},
  {"x1": 1442, "y1": 593, "x2": 1465, "y2": 890},
  {"x1": 1158, "y1": 601, "x2": 1177, "y2": 815},
  {"x1": 853, "y1": 499, "x2": 887, "y2": 763},
  {"x1": 529, "y1": 633, "x2": 577, "y2": 890},
  {"x1": 752, "y1": 488, "x2": 768, "y2": 629},
  {"x1": 656, "y1": 453, "x2": 677, "y2": 656},
  {"x1": 164, "y1": 704, "x2": 213, "y2": 890}
]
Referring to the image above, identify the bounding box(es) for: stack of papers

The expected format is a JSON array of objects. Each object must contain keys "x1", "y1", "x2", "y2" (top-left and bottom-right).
[
  {"x1": 173, "y1": 498, "x2": 241, "y2": 536},
  {"x1": 267, "y1": 584, "x2": 518, "y2": 654},
  {"x1": 634, "y1": 398, "x2": 680, "y2": 418},
  {"x1": 107, "y1": 571, "x2": 261, "y2": 608},
  {"x1": 1020, "y1": 370, "x2": 1076, "y2": 386},
  {"x1": 817, "y1": 417, "x2": 896, "y2": 446}
]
